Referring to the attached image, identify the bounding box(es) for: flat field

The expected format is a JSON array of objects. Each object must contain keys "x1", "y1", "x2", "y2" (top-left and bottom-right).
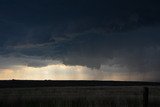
[{"x1": 0, "y1": 81, "x2": 159, "y2": 107}]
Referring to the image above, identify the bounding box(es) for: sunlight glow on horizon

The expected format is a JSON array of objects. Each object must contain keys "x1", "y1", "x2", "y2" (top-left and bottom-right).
[{"x1": 0, "y1": 63, "x2": 152, "y2": 81}]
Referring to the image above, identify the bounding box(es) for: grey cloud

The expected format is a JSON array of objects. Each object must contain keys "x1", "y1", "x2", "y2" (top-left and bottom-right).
[
  {"x1": 0, "y1": 55, "x2": 60, "y2": 69},
  {"x1": 2, "y1": 26, "x2": 160, "y2": 71},
  {"x1": 60, "y1": 26, "x2": 160, "y2": 73}
]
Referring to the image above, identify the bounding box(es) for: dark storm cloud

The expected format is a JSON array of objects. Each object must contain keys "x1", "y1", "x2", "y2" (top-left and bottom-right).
[
  {"x1": 2, "y1": 26, "x2": 160, "y2": 72},
  {"x1": 0, "y1": 0, "x2": 160, "y2": 80},
  {"x1": 0, "y1": 55, "x2": 60, "y2": 69},
  {"x1": 61, "y1": 26, "x2": 160, "y2": 71}
]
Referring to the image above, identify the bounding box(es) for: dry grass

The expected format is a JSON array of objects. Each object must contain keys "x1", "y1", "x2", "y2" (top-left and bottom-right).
[{"x1": 0, "y1": 86, "x2": 159, "y2": 107}]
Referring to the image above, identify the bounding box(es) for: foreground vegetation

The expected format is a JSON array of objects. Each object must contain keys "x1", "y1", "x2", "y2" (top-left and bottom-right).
[{"x1": 0, "y1": 86, "x2": 159, "y2": 107}]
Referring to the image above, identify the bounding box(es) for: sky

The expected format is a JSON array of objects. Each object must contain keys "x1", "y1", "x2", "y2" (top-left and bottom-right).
[{"x1": 0, "y1": 0, "x2": 160, "y2": 81}]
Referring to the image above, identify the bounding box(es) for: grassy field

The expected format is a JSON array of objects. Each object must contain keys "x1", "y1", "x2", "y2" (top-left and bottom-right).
[{"x1": 0, "y1": 86, "x2": 160, "y2": 107}]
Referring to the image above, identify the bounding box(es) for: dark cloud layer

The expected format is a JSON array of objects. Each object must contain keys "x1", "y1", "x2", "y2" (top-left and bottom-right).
[{"x1": 0, "y1": 0, "x2": 160, "y2": 80}]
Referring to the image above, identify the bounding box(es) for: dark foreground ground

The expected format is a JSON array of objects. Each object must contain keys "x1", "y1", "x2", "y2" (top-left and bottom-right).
[{"x1": 0, "y1": 80, "x2": 160, "y2": 107}]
